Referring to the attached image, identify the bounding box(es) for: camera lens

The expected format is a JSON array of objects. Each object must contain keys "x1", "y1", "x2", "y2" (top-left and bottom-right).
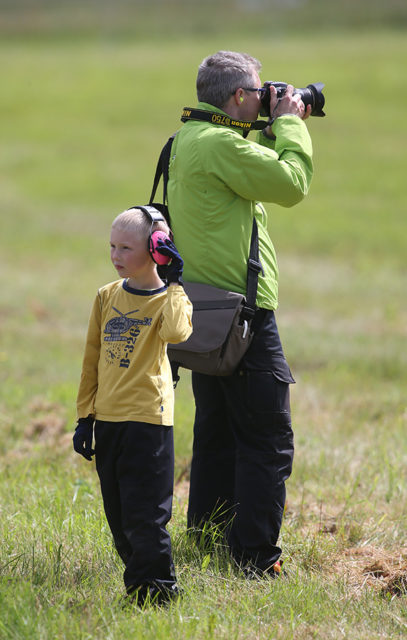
[
  {"x1": 260, "y1": 81, "x2": 325, "y2": 118},
  {"x1": 298, "y1": 83, "x2": 325, "y2": 117}
]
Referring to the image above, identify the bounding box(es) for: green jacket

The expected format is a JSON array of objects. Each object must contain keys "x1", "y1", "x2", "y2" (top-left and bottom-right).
[{"x1": 167, "y1": 102, "x2": 313, "y2": 310}]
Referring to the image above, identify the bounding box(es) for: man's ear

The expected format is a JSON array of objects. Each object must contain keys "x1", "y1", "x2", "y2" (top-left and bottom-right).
[{"x1": 234, "y1": 88, "x2": 244, "y2": 105}]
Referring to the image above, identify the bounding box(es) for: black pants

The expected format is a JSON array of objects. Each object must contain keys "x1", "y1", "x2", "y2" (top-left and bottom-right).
[
  {"x1": 188, "y1": 309, "x2": 295, "y2": 572},
  {"x1": 94, "y1": 420, "x2": 177, "y2": 593}
]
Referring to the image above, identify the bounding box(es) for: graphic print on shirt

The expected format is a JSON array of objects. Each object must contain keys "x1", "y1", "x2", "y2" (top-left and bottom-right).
[{"x1": 104, "y1": 306, "x2": 152, "y2": 369}]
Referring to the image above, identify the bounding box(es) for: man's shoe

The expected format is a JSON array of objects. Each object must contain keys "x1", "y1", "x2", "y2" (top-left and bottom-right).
[
  {"x1": 242, "y1": 559, "x2": 284, "y2": 580},
  {"x1": 271, "y1": 560, "x2": 283, "y2": 576}
]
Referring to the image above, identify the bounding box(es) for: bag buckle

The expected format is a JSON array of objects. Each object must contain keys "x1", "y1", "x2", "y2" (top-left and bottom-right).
[
  {"x1": 248, "y1": 258, "x2": 264, "y2": 276},
  {"x1": 240, "y1": 304, "x2": 255, "y2": 323},
  {"x1": 242, "y1": 319, "x2": 249, "y2": 339}
]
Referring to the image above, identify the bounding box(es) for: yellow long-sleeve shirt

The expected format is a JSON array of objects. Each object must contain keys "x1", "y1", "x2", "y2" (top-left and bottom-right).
[{"x1": 76, "y1": 279, "x2": 193, "y2": 426}]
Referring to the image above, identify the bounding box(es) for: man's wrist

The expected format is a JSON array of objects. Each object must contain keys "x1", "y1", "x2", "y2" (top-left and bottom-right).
[
  {"x1": 264, "y1": 113, "x2": 301, "y2": 140},
  {"x1": 262, "y1": 126, "x2": 276, "y2": 141},
  {"x1": 271, "y1": 113, "x2": 301, "y2": 126}
]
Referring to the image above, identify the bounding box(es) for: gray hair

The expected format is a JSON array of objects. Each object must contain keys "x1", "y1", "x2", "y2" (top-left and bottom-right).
[
  {"x1": 112, "y1": 208, "x2": 170, "y2": 240},
  {"x1": 197, "y1": 50, "x2": 262, "y2": 109}
]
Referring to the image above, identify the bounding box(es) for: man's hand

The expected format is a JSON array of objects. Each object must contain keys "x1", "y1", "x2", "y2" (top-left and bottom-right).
[
  {"x1": 265, "y1": 84, "x2": 311, "y2": 138},
  {"x1": 155, "y1": 238, "x2": 184, "y2": 285},
  {"x1": 73, "y1": 416, "x2": 95, "y2": 461}
]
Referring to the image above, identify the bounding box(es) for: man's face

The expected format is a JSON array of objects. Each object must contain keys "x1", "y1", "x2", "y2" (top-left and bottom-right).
[{"x1": 240, "y1": 70, "x2": 262, "y2": 121}]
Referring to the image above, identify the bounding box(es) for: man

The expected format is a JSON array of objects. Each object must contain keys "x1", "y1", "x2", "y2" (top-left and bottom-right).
[{"x1": 167, "y1": 51, "x2": 313, "y2": 576}]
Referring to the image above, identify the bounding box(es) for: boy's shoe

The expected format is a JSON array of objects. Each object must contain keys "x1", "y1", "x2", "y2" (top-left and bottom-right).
[
  {"x1": 126, "y1": 583, "x2": 182, "y2": 608},
  {"x1": 152, "y1": 583, "x2": 182, "y2": 607}
]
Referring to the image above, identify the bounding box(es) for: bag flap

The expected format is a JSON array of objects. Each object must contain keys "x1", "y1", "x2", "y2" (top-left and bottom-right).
[
  {"x1": 184, "y1": 281, "x2": 244, "y2": 307},
  {"x1": 169, "y1": 282, "x2": 245, "y2": 353}
]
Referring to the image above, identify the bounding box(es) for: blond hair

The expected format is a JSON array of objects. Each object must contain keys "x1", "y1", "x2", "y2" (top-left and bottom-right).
[{"x1": 112, "y1": 208, "x2": 170, "y2": 240}]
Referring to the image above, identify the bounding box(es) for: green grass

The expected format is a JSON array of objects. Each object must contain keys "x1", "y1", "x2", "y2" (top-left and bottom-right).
[{"x1": 1, "y1": 17, "x2": 407, "y2": 640}]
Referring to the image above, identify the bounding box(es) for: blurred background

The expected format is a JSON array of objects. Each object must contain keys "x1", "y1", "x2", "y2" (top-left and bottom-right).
[
  {"x1": 1, "y1": 4, "x2": 407, "y2": 633},
  {"x1": 1, "y1": 0, "x2": 406, "y2": 35},
  {"x1": 0, "y1": 0, "x2": 406, "y2": 464}
]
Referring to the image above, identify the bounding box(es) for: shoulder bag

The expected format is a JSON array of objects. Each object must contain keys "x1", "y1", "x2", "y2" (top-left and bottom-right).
[{"x1": 149, "y1": 135, "x2": 263, "y2": 377}]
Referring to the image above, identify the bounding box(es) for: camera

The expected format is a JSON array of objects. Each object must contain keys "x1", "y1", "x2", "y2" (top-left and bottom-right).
[{"x1": 259, "y1": 81, "x2": 325, "y2": 118}]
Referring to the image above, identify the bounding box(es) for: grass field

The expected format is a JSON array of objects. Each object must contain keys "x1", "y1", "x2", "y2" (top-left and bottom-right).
[{"x1": 1, "y1": 6, "x2": 407, "y2": 638}]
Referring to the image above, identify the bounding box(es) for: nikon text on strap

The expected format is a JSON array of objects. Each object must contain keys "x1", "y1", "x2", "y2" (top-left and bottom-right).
[{"x1": 181, "y1": 107, "x2": 270, "y2": 136}]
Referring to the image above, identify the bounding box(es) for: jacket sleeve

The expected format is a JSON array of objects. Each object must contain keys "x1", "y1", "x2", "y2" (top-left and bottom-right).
[
  {"x1": 76, "y1": 292, "x2": 102, "y2": 419},
  {"x1": 204, "y1": 115, "x2": 313, "y2": 207},
  {"x1": 159, "y1": 284, "x2": 193, "y2": 344}
]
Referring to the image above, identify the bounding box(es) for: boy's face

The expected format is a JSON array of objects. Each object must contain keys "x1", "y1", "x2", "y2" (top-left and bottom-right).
[{"x1": 110, "y1": 226, "x2": 152, "y2": 281}]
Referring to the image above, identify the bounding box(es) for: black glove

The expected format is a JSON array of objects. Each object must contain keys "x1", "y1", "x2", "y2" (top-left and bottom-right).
[
  {"x1": 73, "y1": 416, "x2": 95, "y2": 461},
  {"x1": 155, "y1": 238, "x2": 184, "y2": 284}
]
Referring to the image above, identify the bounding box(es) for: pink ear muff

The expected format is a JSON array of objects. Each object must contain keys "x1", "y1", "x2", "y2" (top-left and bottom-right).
[{"x1": 149, "y1": 230, "x2": 171, "y2": 265}]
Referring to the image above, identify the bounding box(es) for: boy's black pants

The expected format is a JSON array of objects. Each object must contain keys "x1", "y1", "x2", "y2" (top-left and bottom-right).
[
  {"x1": 188, "y1": 309, "x2": 295, "y2": 573},
  {"x1": 94, "y1": 420, "x2": 177, "y2": 593}
]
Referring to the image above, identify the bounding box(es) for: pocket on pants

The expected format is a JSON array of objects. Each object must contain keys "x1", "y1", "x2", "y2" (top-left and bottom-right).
[{"x1": 246, "y1": 358, "x2": 294, "y2": 426}]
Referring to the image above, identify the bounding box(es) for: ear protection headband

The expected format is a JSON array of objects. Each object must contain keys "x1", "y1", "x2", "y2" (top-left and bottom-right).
[{"x1": 127, "y1": 205, "x2": 172, "y2": 265}]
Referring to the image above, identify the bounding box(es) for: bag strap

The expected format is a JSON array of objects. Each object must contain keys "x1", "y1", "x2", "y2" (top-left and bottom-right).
[
  {"x1": 150, "y1": 133, "x2": 262, "y2": 320},
  {"x1": 149, "y1": 133, "x2": 177, "y2": 224},
  {"x1": 240, "y1": 217, "x2": 263, "y2": 322}
]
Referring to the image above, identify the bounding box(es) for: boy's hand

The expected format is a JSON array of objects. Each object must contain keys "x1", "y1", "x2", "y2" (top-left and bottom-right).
[
  {"x1": 155, "y1": 238, "x2": 184, "y2": 284},
  {"x1": 73, "y1": 416, "x2": 95, "y2": 461}
]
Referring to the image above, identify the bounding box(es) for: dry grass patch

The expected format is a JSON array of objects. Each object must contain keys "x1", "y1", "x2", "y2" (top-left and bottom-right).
[
  {"x1": 331, "y1": 545, "x2": 407, "y2": 599},
  {"x1": 2, "y1": 398, "x2": 71, "y2": 462}
]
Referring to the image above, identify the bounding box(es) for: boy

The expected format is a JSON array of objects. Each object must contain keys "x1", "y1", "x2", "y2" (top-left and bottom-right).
[{"x1": 73, "y1": 206, "x2": 192, "y2": 606}]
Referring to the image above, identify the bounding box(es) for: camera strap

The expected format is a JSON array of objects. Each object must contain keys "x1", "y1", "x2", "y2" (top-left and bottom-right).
[{"x1": 181, "y1": 107, "x2": 269, "y2": 136}]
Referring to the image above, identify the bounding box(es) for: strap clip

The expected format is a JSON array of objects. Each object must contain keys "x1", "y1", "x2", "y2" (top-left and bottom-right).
[{"x1": 248, "y1": 258, "x2": 264, "y2": 276}]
